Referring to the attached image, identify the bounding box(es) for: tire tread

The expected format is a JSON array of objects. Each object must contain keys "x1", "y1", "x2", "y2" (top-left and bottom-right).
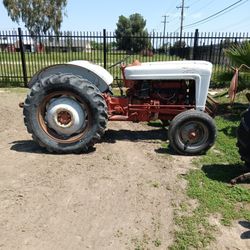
[
  {"x1": 168, "y1": 110, "x2": 216, "y2": 155},
  {"x1": 23, "y1": 73, "x2": 108, "y2": 154}
]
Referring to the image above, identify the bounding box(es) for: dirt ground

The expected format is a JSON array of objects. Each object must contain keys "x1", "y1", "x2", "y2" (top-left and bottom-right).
[{"x1": 0, "y1": 90, "x2": 249, "y2": 250}]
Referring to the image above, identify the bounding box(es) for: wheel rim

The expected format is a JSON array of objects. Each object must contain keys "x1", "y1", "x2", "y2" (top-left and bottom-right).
[
  {"x1": 177, "y1": 121, "x2": 209, "y2": 150},
  {"x1": 37, "y1": 91, "x2": 91, "y2": 144}
]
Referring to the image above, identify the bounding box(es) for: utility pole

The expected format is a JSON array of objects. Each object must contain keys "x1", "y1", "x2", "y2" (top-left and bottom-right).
[
  {"x1": 151, "y1": 29, "x2": 156, "y2": 53},
  {"x1": 161, "y1": 15, "x2": 169, "y2": 50},
  {"x1": 177, "y1": 0, "x2": 189, "y2": 44},
  {"x1": 162, "y1": 15, "x2": 167, "y2": 38}
]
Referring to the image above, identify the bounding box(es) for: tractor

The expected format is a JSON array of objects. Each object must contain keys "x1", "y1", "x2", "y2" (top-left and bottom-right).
[
  {"x1": 21, "y1": 59, "x2": 218, "y2": 154},
  {"x1": 237, "y1": 95, "x2": 250, "y2": 168},
  {"x1": 230, "y1": 66, "x2": 250, "y2": 169}
]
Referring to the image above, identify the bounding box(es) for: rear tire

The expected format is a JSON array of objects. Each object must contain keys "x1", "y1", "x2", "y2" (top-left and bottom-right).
[
  {"x1": 23, "y1": 73, "x2": 108, "y2": 153},
  {"x1": 237, "y1": 106, "x2": 250, "y2": 168},
  {"x1": 168, "y1": 110, "x2": 216, "y2": 155}
]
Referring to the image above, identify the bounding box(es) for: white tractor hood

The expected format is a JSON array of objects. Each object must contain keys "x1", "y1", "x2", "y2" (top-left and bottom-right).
[{"x1": 124, "y1": 60, "x2": 212, "y2": 80}]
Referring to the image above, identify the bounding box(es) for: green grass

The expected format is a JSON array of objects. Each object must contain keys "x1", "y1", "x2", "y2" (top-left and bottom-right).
[{"x1": 170, "y1": 91, "x2": 250, "y2": 249}]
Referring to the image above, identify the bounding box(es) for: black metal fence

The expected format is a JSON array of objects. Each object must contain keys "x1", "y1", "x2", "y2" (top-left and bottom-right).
[{"x1": 0, "y1": 28, "x2": 249, "y2": 87}]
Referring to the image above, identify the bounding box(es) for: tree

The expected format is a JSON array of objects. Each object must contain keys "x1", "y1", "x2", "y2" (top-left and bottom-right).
[
  {"x1": 216, "y1": 41, "x2": 250, "y2": 90},
  {"x1": 115, "y1": 13, "x2": 151, "y2": 53},
  {"x1": 3, "y1": 0, "x2": 67, "y2": 36},
  {"x1": 173, "y1": 40, "x2": 186, "y2": 48},
  {"x1": 224, "y1": 41, "x2": 250, "y2": 67}
]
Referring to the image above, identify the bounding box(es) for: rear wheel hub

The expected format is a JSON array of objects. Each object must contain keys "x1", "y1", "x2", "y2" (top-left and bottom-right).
[{"x1": 57, "y1": 110, "x2": 72, "y2": 126}]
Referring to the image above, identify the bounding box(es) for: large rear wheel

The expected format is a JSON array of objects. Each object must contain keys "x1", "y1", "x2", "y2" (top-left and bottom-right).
[
  {"x1": 237, "y1": 106, "x2": 250, "y2": 168},
  {"x1": 23, "y1": 74, "x2": 108, "y2": 153},
  {"x1": 168, "y1": 110, "x2": 216, "y2": 155}
]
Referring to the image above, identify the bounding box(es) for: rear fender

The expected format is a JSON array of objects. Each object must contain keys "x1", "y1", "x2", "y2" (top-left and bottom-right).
[{"x1": 28, "y1": 60, "x2": 113, "y2": 93}]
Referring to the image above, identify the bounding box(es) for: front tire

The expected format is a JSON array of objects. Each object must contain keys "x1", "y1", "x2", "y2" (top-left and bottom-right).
[
  {"x1": 237, "y1": 106, "x2": 250, "y2": 168},
  {"x1": 23, "y1": 74, "x2": 108, "y2": 153},
  {"x1": 168, "y1": 110, "x2": 216, "y2": 155}
]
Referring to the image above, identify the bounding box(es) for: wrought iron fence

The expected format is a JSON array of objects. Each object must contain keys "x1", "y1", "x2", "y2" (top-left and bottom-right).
[{"x1": 0, "y1": 28, "x2": 249, "y2": 87}]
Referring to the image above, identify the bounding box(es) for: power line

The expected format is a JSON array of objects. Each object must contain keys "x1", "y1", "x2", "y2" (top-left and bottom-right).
[
  {"x1": 185, "y1": 0, "x2": 249, "y2": 29},
  {"x1": 186, "y1": 0, "x2": 216, "y2": 17},
  {"x1": 214, "y1": 15, "x2": 250, "y2": 32},
  {"x1": 167, "y1": 0, "x2": 200, "y2": 27},
  {"x1": 167, "y1": 1, "x2": 181, "y2": 14},
  {"x1": 174, "y1": 27, "x2": 180, "y2": 33},
  {"x1": 188, "y1": 0, "x2": 202, "y2": 7},
  {"x1": 163, "y1": 1, "x2": 183, "y2": 24},
  {"x1": 184, "y1": 0, "x2": 249, "y2": 28},
  {"x1": 169, "y1": 0, "x2": 212, "y2": 27}
]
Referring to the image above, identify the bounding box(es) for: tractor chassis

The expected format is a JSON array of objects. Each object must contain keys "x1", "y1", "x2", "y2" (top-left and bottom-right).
[{"x1": 103, "y1": 93, "x2": 218, "y2": 122}]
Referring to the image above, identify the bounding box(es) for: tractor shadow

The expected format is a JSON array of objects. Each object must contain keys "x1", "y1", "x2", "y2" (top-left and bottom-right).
[
  {"x1": 239, "y1": 221, "x2": 250, "y2": 239},
  {"x1": 9, "y1": 140, "x2": 96, "y2": 154},
  {"x1": 216, "y1": 102, "x2": 249, "y2": 119},
  {"x1": 201, "y1": 163, "x2": 250, "y2": 184},
  {"x1": 10, "y1": 122, "x2": 169, "y2": 154},
  {"x1": 101, "y1": 127, "x2": 168, "y2": 143},
  {"x1": 102, "y1": 120, "x2": 168, "y2": 144},
  {"x1": 101, "y1": 123, "x2": 178, "y2": 155},
  {"x1": 10, "y1": 140, "x2": 49, "y2": 154}
]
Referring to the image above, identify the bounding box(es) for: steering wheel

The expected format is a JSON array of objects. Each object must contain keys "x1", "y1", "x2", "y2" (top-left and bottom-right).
[{"x1": 108, "y1": 55, "x2": 132, "y2": 69}]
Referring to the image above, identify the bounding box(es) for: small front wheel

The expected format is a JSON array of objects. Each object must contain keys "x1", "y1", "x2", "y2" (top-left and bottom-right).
[{"x1": 168, "y1": 110, "x2": 216, "y2": 155}]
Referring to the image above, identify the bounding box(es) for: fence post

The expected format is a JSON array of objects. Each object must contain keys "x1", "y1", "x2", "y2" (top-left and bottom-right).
[
  {"x1": 192, "y1": 29, "x2": 199, "y2": 60},
  {"x1": 218, "y1": 39, "x2": 223, "y2": 64},
  {"x1": 209, "y1": 42, "x2": 213, "y2": 62},
  {"x1": 103, "y1": 29, "x2": 107, "y2": 69},
  {"x1": 18, "y1": 27, "x2": 28, "y2": 87}
]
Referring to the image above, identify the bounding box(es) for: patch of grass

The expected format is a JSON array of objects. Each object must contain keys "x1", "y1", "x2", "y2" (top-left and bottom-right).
[
  {"x1": 111, "y1": 87, "x2": 122, "y2": 96},
  {"x1": 132, "y1": 233, "x2": 150, "y2": 250},
  {"x1": 147, "y1": 120, "x2": 164, "y2": 128},
  {"x1": 171, "y1": 92, "x2": 250, "y2": 249},
  {"x1": 170, "y1": 209, "x2": 216, "y2": 250},
  {"x1": 0, "y1": 87, "x2": 28, "y2": 93},
  {"x1": 153, "y1": 238, "x2": 161, "y2": 247},
  {"x1": 149, "y1": 180, "x2": 160, "y2": 188}
]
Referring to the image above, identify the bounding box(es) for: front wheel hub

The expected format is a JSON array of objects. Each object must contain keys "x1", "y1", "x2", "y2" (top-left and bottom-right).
[
  {"x1": 188, "y1": 131, "x2": 198, "y2": 140},
  {"x1": 45, "y1": 97, "x2": 86, "y2": 136},
  {"x1": 180, "y1": 122, "x2": 208, "y2": 147}
]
